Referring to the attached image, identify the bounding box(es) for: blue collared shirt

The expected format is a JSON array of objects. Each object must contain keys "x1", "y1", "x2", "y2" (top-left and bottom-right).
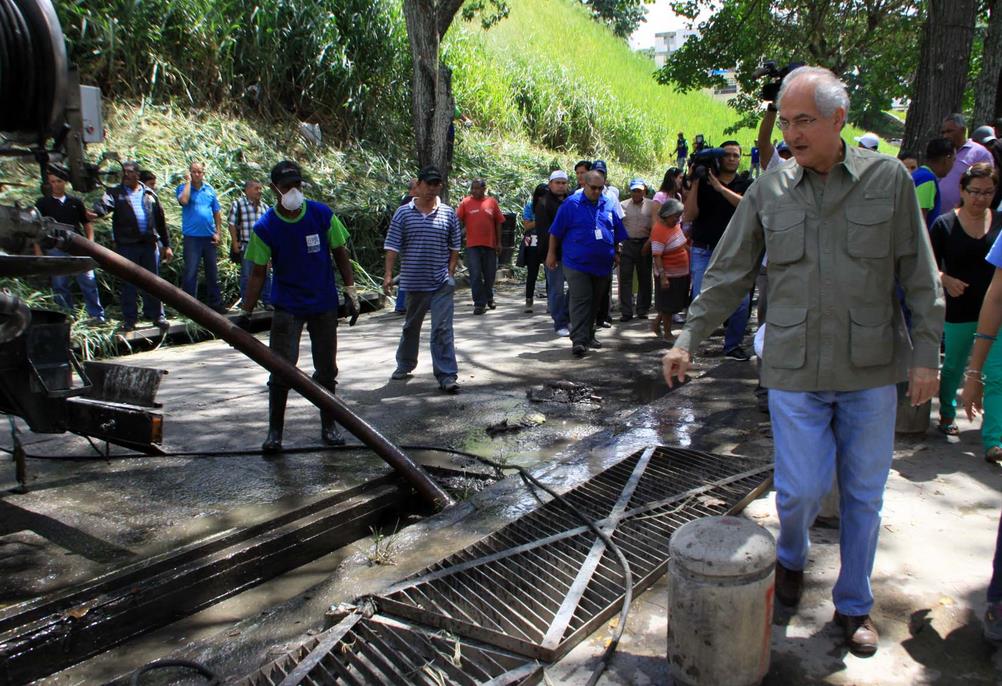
[
  {"x1": 549, "y1": 192, "x2": 628, "y2": 276},
  {"x1": 176, "y1": 183, "x2": 221, "y2": 237}
]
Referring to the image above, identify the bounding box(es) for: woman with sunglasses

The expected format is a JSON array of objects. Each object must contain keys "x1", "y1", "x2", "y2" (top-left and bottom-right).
[{"x1": 931, "y1": 162, "x2": 1002, "y2": 450}]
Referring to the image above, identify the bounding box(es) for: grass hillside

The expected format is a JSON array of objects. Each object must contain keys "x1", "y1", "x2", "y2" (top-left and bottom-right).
[{"x1": 2, "y1": 0, "x2": 868, "y2": 353}]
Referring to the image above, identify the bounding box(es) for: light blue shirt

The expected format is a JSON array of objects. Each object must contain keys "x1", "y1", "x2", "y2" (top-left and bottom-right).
[{"x1": 126, "y1": 185, "x2": 148, "y2": 233}]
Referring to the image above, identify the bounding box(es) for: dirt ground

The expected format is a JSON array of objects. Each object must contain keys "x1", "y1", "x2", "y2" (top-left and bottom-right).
[{"x1": 4, "y1": 279, "x2": 1002, "y2": 684}]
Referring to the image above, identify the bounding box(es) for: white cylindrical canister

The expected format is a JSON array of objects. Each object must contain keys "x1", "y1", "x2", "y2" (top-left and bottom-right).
[{"x1": 667, "y1": 515, "x2": 776, "y2": 686}]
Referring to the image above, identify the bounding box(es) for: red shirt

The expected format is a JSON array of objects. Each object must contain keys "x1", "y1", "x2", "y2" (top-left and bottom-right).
[{"x1": 457, "y1": 195, "x2": 503, "y2": 248}]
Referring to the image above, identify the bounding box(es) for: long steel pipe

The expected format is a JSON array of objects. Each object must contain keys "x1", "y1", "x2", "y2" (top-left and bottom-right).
[{"x1": 56, "y1": 230, "x2": 454, "y2": 511}]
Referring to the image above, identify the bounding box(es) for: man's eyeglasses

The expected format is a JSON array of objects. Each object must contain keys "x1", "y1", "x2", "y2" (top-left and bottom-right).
[
  {"x1": 777, "y1": 116, "x2": 818, "y2": 131},
  {"x1": 587, "y1": 184, "x2": 604, "y2": 191}
]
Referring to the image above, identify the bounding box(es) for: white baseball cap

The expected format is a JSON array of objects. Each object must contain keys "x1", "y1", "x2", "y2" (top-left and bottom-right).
[
  {"x1": 548, "y1": 170, "x2": 568, "y2": 181},
  {"x1": 854, "y1": 133, "x2": 880, "y2": 150}
]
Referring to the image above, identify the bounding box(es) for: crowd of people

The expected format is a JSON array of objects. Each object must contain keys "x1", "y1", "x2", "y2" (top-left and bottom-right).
[{"x1": 24, "y1": 59, "x2": 1002, "y2": 660}]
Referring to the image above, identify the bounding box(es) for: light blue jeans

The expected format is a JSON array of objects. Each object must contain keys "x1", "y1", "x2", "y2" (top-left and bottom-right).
[
  {"x1": 395, "y1": 280, "x2": 458, "y2": 385},
  {"x1": 769, "y1": 385, "x2": 897, "y2": 616},
  {"x1": 545, "y1": 263, "x2": 570, "y2": 331},
  {"x1": 47, "y1": 247, "x2": 105, "y2": 319},
  {"x1": 181, "y1": 235, "x2": 222, "y2": 307},
  {"x1": 690, "y1": 245, "x2": 750, "y2": 352},
  {"x1": 239, "y1": 255, "x2": 272, "y2": 305}
]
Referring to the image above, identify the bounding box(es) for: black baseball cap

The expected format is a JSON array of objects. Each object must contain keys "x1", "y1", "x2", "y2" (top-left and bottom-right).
[
  {"x1": 46, "y1": 163, "x2": 70, "y2": 181},
  {"x1": 418, "y1": 165, "x2": 444, "y2": 183},
  {"x1": 271, "y1": 160, "x2": 303, "y2": 186},
  {"x1": 592, "y1": 160, "x2": 608, "y2": 175}
]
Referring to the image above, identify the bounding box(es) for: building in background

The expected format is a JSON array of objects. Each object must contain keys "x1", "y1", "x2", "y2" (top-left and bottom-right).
[{"x1": 654, "y1": 29, "x2": 696, "y2": 67}]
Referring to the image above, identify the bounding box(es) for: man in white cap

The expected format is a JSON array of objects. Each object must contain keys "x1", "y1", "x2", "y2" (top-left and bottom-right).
[
  {"x1": 535, "y1": 170, "x2": 571, "y2": 334},
  {"x1": 619, "y1": 178, "x2": 654, "y2": 321},
  {"x1": 854, "y1": 133, "x2": 880, "y2": 151}
]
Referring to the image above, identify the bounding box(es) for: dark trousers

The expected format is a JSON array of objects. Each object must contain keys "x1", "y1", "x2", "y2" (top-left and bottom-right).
[
  {"x1": 117, "y1": 242, "x2": 163, "y2": 324},
  {"x1": 525, "y1": 249, "x2": 544, "y2": 300},
  {"x1": 467, "y1": 246, "x2": 497, "y2": 307},
  {"x1": 618, "y1": 239, "x2": 652, "y2": 317},
  {"x1": 181, "y1": 235, "x2": 222, "y2": 307},
  {"x1": 990, "y1": 508, "x2": 1002, "y2": 603},
  {"x1": 595, "y1": 274, "x2": 612, "y2": 325},
  {"x1": 565, "y1": 266, "x2": 609, "y2": 347},
  {"x1": 268, "y1": 308, "x2": 338, "y2": 393}
]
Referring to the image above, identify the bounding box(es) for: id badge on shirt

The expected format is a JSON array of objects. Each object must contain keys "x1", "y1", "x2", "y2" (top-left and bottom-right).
[
  {"x1": 305, "y1": 233, "x2": 321, "y2": 253},
  {"x1": 594, "y1": 228, "x2": 603, "y2": 240}
]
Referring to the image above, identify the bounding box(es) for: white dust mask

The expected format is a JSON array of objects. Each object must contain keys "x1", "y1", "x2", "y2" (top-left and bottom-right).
[{"x1": 280, "y1": 187, "x2": 304, "y2": 211}]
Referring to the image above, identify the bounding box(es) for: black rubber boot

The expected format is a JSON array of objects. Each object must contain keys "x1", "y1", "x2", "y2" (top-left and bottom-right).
[
  {"x1": 262, "y1": 387, "x2": 288, "y2": 453},
  {"x1": 321, "y1": 412, "x2": 345, "y2": 446}
]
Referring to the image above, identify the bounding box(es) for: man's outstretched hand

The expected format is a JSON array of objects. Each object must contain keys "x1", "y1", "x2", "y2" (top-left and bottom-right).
[{"x1": 662, "y1": 346, "x2": 691, "y2": 388}]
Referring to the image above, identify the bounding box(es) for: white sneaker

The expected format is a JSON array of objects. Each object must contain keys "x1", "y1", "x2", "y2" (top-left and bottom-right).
[{"x1": 556, "y1": 327, "x2": 570, "y2": 337}]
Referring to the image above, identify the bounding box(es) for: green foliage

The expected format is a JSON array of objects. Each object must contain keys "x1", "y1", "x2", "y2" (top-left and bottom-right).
[
  {"x1": 660, "y1": 0, "x2": 921, "y2": 126},
  {"x1": 583, "y1": 0, "x2": 649, "y2": 38},
  {"x1": 55, "y1": 0, "x2": 411, "y2": 139},
  {"x1": 448, "y1": 0, "x2": 760, "y2": 171}
]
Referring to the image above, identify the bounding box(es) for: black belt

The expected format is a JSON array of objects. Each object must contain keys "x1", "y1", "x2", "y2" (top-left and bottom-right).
[
  {"x1": 691, "y1": 241, "x2": 712, "y2": 250},
  {"x1": 627, "y1": 237, "x2": 647, "y2": 242}
]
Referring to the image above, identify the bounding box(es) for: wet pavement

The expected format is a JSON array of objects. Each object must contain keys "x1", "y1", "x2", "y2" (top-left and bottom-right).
[{"x1": 3, "y1": 280, "x2": 1001, "y2": 684}]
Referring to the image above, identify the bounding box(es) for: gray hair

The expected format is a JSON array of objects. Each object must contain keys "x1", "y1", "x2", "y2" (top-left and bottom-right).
[
  {"x1": 777, "y1": 66, "x2": 850, "y2": 119},
  {"x1": 658, "y1": 198, "x2": 684, "y2": 219},
  {"x1": 944, "y1": 112, "x2": 967, "y2": 129}
]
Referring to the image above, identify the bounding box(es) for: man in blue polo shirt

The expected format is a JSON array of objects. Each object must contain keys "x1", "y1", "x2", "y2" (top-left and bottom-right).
[
  {"x1": 238, "y1": 160, "x2": 360, "y2": 453},
  {"x1": 912, "y1": 137, "x2": 956, "y2": 228},
  {"x1": 177, "y1": 162, "x2": 225, "y2": 313},
  {"x1": 383, "y1": 165, "x2": 463, "y2": 393},
  {"x1": 546, "y1": 170, "x2": 629, "y2": 357}
]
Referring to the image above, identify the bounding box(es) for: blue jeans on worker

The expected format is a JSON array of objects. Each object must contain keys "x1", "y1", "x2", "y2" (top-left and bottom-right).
[
  {"x1": 545, "y1": 263, "x2": 570, "y2": 331},
  {"x1": 769, "y1": 385, "x2": 897, "y2": 616},
  {"x1": 467, "y1": 246, "x2": 497, "y2": 307},
  {"x1": 239, "y1": 256, "x2": 272, "y2": 306},
  {"x1": 395, "y1": 280, "x2": 458, "y2": 386},
  {"x1": 47, "y1": 247, "x2": 105, "y2": 319},
  {"x1": 690, "y1": 245, "x2": 750, "y2": 352},
  {"x1": 181, "y1": 235, "x2": 222, "y2": 307},
  {"x1": 117, "y1": 242, "x2": 163, "y2": 324},
  {"x1": 395, "y1": 288, "x2": 407, "y2": 313}
]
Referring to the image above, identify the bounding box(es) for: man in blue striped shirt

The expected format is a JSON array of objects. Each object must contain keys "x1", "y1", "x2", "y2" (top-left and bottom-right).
[{"x1": 383, "y1": 166, "x2": 463, "y2": 393}]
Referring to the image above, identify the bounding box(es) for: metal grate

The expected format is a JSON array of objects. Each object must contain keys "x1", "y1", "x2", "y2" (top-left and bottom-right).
[
  {"x1": 371, "y1": 446, "x2": 772, "y2": 661},
  {"x1": 235, "y1": 613, "x2": 541, "y2": 686}
]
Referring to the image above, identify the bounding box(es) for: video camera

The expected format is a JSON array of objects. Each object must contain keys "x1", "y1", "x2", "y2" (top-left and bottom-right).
[
  {"x1": 751, "y1": 61, "x2": 804, "y2": 103},
  {"x1": 689, "y1": 147, "x2": 726, "y2": 181}
]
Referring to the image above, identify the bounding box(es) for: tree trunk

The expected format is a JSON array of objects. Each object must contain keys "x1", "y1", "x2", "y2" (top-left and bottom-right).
[
  {"x1": 902, "y1": 0, "x2": 977, "y2": 153},
  {"x1": 974, "y1": 0, "x2": 1002, "y2": 128},
  {"x1": 403, "y1": 0, "x2": 463, "y2": 202}
]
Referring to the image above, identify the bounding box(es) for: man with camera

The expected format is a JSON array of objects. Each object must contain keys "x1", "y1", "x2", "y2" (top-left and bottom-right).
[{"x1": 683, "y1": 141, "x2": 753, "y2": 359}]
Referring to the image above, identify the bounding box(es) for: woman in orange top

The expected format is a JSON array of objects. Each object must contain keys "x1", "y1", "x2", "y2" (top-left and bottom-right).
[{"x1": 649, "y1": 198, "x2": 690, "y2": 342}]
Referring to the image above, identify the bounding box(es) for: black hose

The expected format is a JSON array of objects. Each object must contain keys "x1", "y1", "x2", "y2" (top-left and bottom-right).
[{"x1": 130, "y1": 658, "x2": 219, "y2": 685}]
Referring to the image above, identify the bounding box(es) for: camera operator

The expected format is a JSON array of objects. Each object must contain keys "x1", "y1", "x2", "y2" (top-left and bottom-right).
[
  {"x1": 755, "y1": 61, "x2": 802, "y2": 171},
  {"x1": 682, "y1": 141, "x2": 753, "y2": 359}
]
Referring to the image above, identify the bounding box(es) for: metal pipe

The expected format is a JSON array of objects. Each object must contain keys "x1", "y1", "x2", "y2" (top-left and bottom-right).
[{"x1": 56, "y1": 230, "x2": 455, "y2": 511}]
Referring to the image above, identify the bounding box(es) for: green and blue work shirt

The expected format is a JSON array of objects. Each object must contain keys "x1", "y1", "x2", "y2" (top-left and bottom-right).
[{"x1": 245, "y1": 200, "x2": 349, "y2": 316}]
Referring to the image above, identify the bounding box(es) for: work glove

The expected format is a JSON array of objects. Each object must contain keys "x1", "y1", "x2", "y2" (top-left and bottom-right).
[
  {"x1": 235, "y1": 310, "x2": 253, "y2": 331},
  {"x1": 345, "y1": 285, "x2": 360, "y2": 317}
]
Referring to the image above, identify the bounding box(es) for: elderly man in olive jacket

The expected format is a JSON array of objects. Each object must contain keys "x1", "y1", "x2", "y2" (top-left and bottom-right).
[{"x1": 663, "y1": 67, "x2": 944, "y2": 657}]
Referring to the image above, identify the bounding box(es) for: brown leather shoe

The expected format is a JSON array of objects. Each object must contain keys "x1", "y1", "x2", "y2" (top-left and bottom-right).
[
  {"x1": 774, "y1": 561, "x2": 804, "y2": 607},
  {"x1": 834, "y1": 611, "x2": 879, "y2": 656}
]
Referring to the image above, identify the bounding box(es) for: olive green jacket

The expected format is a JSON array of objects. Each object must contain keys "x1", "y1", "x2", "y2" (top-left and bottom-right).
[{"x1": 676, "y1": 143, "x2": 945, "y2": 392}]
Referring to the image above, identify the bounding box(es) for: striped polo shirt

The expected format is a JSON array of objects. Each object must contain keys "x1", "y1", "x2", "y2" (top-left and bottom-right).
[{"x1": 385, "y1": 198, "x2": 462, "y2": 292}]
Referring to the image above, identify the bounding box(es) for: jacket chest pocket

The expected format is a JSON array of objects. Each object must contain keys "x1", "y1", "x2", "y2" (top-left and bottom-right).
[
  {"x1": 849, "y1": 305, "x2": 894, "y2": 367},
  {"x1": 845, "y1": 205, "x2": 892, "y2": 258},
  {"x1": 764, "y1": 306, "x2": 807, "y2": 369},
  {"x1": 762, "y1": 209, "x2": 805, "y2": 265}
]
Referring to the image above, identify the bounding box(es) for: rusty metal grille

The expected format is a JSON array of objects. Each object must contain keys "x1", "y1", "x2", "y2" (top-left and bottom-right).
[
  {"x1": 372, "y1": 446, "x2": 772, "y2": 661},
  {"x1": 236, "y1": 613, "x2": 541, "y2": 686}
]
